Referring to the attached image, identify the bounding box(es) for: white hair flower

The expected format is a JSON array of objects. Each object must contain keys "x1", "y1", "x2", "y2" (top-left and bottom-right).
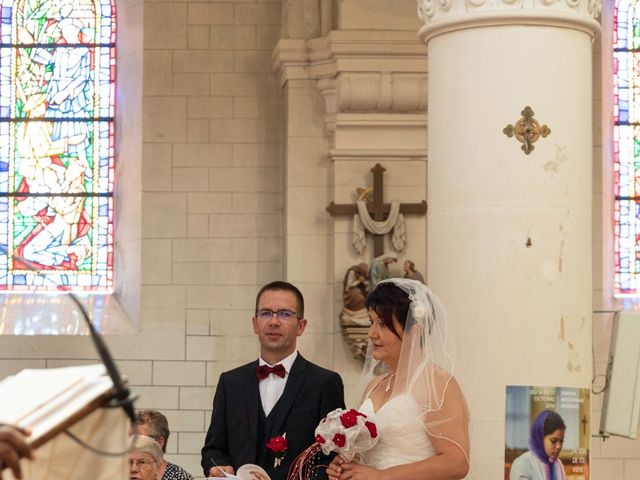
[{"x1": 411, "y1": 301, "x2": 427, "y2": 323}]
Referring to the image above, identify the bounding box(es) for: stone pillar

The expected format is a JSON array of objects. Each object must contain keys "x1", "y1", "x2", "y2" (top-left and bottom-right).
[
  {"x1": 417, "y1": 1, "x2": 600, "y2": 477},
  {"x1": 274, "y1": 27, "x2": 429, "y2": 404},
  {"x1": 272, "y1": 40, "x2": 335, "y2": 370}
]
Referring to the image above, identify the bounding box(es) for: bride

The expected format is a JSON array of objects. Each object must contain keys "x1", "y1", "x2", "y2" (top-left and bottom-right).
[{"x1": 326, "y1": 279, "x2": 470, "y2": 480}]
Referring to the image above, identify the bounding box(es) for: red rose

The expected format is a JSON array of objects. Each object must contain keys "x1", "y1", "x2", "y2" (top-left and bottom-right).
[
  {"x1": 365, "y1": 421, "x2": 377, "y2": 438},
  {"x1": 332, "y1": 433, "x2": 346, "y2": 447},
  {"x1": 267, "y1": 435, "x2": 288, "y2": 453},
  {"x1": 315, "y1": 434, "x2": 326, "y2": 444},
  {"x1": 339, "y1": 410, "x2": 358, "y2": 428},
  {"x1": 340, "y1": 408, "x2": 366, "y2": 428}
]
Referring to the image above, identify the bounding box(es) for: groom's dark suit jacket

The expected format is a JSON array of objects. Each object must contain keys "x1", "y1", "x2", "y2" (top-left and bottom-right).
[{"x1": 201, "y1": 353, "x2": 345, "y2": 480}]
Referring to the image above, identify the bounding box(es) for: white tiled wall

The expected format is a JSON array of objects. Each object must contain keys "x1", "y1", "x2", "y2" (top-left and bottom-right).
[
  {"x1": 0, "y1": 1, "x2": 285, "y2": 478},
  {"x1": 2, "y1": 2, "x2": 636, "y2": 479},
  {"x1": 137, "y1": 3, "x2": 285, "y2": 476}
]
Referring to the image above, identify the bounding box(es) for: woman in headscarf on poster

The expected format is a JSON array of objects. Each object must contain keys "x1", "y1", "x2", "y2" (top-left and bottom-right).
[{"x1": 510, "y1": 409, "x2": 566, "y2": 480}]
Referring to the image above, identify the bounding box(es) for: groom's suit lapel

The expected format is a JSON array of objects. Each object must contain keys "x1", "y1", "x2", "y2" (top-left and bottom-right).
[
  {"x1": 241, "y1": 360, "x2": 260, "y2": 452},
  {"x1": 270, "y1": 354, "x2": 306, "y2": 436}
]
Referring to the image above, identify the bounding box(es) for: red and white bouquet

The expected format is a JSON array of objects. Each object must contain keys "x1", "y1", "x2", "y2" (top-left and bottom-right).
[
  {"x1": 287, "y1": 408, "x2": 378, "y2": 480},
  {"x1": 314, "y1": 408, "x2": 378, "y2": 461}
]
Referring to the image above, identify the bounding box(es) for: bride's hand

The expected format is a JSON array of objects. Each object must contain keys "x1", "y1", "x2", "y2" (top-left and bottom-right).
[
  {"x1": 326, "y1": 455, "x2": 346, "y2": 480},
  {"x1": 328, "y1": 457, "x2": 383, "y2": 480}
]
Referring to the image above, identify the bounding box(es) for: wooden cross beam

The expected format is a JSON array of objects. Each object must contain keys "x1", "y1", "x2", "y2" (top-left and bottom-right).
[{"x1": 326, "y1": 163, "x2": 427, "y2": 257}]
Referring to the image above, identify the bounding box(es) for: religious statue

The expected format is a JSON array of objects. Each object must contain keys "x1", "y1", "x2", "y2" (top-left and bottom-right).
[
  {"x1": 403, "y1": 260, "x2": 425, "y2": 283},
  {"x1": 343, "y1": 263, "x2": 369, "y2": 312},
  {"x1": 326, "y1": 163, "x2": 426, "y2": 258},
  {"x1": 369, "y1": 252, "x2": 398, "y2": 287},
  {"x1": 327, "y1": 164, "x2": 427, "y2": 359},
  {"x1": 340, "y1": 263, "x2": 370, "y2": 360}
]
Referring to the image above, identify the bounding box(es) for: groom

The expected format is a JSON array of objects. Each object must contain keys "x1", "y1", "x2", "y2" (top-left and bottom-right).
[{"x1": 201, "y1": 281, "x2": 345, "y2": 480}]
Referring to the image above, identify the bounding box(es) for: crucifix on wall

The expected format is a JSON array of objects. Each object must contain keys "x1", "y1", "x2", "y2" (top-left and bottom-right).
[{"x1": 326, "y1": 163, "x2": 427, "y2": 257}]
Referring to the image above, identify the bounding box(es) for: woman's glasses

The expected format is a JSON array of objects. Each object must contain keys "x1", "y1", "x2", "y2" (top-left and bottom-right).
[{"x1": 129, "y1": 459, "x2": 154, "y2": 468}]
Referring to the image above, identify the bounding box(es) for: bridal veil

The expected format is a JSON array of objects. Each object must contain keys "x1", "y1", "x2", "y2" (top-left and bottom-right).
[{"x1": 356, "y1": 278, "x2": 470, "y2": 465}]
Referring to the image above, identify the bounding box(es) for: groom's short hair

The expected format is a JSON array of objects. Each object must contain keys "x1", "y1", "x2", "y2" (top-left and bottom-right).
[{"x1": 255, "y1": 281, "x2": 304, "y2": 318}]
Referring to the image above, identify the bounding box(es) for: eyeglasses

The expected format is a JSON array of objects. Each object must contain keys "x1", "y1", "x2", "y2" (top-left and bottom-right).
[
  {"x1": 255, "y1": 309, "x2": 300, "y2": 321},
  {"x1": 129, "y1": 459, "x2": 154, "y2": 468}
]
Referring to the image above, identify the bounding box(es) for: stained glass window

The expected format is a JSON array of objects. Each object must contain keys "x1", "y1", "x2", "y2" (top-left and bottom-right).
[
  {"x1": 614, "y1": 0, "x2": 640, "y2": 295},
  {"x1": 0, "y1": 0, "x2": 115, "y2": 292}
]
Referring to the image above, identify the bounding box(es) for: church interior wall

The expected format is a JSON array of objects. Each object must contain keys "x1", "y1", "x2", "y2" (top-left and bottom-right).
[
  {"x1": 1, "y1": 0, "x2": 637, "y2": 479},
  {"x1": 130, "y1": 0, "x2": 289, "y2": 474},
  {"x1": 280, "y1": 76, "x2": 335, "y2": 383},
  {"x1": 1, "y1": 0, "x2": 286, "y2": 477},
  {"x1": 336, "y1": 0, "x2": 421, "y2": 31}
]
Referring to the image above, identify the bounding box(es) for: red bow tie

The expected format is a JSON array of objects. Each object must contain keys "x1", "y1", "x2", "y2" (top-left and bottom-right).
[{"x1": 256, "y1": 364, "x2": 286, "y2": 380}]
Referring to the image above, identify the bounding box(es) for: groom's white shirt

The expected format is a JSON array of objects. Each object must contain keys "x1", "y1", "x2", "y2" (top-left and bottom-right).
[{"x1": 258, "y1": 351, "x2": 297, "y2": 416}]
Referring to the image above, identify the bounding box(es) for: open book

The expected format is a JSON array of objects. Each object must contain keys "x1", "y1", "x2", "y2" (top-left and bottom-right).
[
  {"x1": 208, "y1": 464, "x2": 271, "y2": 480},
  {"x1": 0, "y1": 363, "x2": 116, "y2": 448}
]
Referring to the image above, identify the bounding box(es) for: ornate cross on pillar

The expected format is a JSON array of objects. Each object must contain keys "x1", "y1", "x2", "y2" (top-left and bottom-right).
[{"x1": 326, "y1": 163, "x2": 427, "y2": 257}]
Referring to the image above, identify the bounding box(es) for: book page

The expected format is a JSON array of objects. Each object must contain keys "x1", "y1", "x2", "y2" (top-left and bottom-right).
[
  {"x1": 207, "y1": 464, "x2": 271, "y2": 480},
  {"x1": 0, "y1": 364, "x2": 110, "y2": 439}
]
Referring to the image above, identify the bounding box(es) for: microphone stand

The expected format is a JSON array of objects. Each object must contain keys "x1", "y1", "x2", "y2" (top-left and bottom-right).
[{"x1": 65, "y1": 289, "x2": 137, "y2": 423}]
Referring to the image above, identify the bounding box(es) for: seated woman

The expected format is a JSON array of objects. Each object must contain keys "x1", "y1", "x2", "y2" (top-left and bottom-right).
[
  {"x1": 136, "y1": 409, "x2": 193, "y2": 480},
  {"x1": 326, "y1": 279, "x2": 470, "y2": 480},
  {"x1": 129, "y1": 435, "x2": 162, "y2": 480},
  {"x1": 510, "y1": 410, "x2": 566, "y2": 480}
]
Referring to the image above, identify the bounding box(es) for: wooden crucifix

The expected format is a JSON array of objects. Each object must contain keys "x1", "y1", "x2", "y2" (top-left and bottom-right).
[{"x1": 326, "y1": 163, "x2": 427, "y2": 257}]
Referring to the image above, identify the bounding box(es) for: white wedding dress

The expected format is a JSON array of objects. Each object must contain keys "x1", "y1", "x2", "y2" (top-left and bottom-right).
[{"x1": 359, "y1": 394, "x2": 436, "y2": 469}]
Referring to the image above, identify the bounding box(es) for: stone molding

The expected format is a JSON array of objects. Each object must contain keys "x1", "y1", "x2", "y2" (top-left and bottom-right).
[
  {"x1": 328, "y1": 148, "x2": 427, "y2": 162},
  {"x1": 336, "y1": 73, "x2": 427, "y2": 113},
  {"x1": 417, "y1": 0, "x2": 601, "y2": 42},
  {"x1": 273, "y1": 30, "x2": 427, "y2": 133},
  {"x1": 272, "y1": 39, "x2": 310, "y2": 85}
]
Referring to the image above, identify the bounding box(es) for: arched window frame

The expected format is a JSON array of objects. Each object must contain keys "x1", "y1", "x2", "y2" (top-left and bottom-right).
[
  {"x1": 0, "y1": 0, "x2": 115, "y2": 292},
  {"x1": 612, "y1": 0, "x2": 638, "y2": 297},
  {"x1": 0, "y1": 0, "x2": 141, "y2": 334}
]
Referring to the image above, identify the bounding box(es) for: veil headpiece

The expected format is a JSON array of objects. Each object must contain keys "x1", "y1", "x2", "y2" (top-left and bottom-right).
[{"x1": 357, "y1": 278, "x2": 470, "y2": 463}]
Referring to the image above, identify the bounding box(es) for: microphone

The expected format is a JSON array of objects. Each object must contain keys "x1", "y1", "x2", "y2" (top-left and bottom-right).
[
  {"x1": 65, "y1": 289, "x2": 137, "y2": 423},
  {"x1": 0, "y1": 245, "x2": 137, "y2": 424}
]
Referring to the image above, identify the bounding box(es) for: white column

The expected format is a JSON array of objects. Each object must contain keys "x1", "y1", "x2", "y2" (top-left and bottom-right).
[{"x1": 418, "y1": 1, "x2": 600, "y2": 477}]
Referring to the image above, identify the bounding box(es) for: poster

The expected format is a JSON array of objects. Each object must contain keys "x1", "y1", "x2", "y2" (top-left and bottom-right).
[{"x1": 505, "y1": 385, "x2": 590, "y2": 480}]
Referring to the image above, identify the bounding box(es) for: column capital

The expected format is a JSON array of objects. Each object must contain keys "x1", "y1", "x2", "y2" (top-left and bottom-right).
[
  {"x1": 273, "y1": 31, "x2": 427, "y2": 134},
  {"x1": 272, "y1": 39, "x2": 310, "y2": 87},
  {"x1": 417, "y1": 0, "x2": 601, "y2": 43}
]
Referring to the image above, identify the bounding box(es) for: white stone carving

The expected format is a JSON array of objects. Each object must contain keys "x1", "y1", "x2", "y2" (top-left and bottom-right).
[
  {"x1": 418, "y1": 0, "x2": 452, "y2": 21},
  {"x1": 273, "y1": 31, "x2": 428, "y2": 133},
  {"x1": 588, "y1": 0, "x2": 601, "y2": 17},
  {"x1": 417, "y1": 0, "x2": 602, "y2": 42},
  {"x1": 336, "y1": 73, "x2": 427, "y2": 114},
  {"x1": 317, "y1": 78, "x2": 337, "y2": 132}
]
